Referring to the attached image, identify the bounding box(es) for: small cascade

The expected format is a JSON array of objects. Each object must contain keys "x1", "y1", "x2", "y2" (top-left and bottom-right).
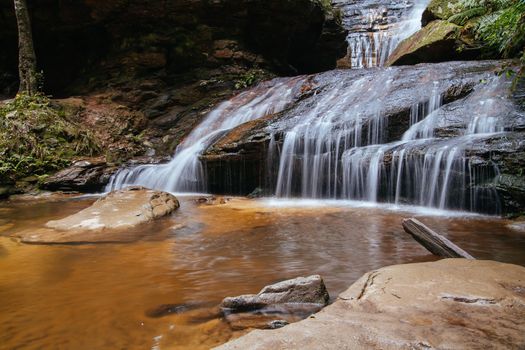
[
  {"x1": 106, "y1": 76, "x2": 307, "y2": 192},
  {"x1": 336, "y1": 76, "x2": 512, "y2": 212},
  {"x1": 337, "y1": 0, "x2": 429, "y2": 68},
  {"x1": 271, "y1": 72, "x2": 515, "y2": 213},
  {"x1": 274, "y1": 70, "x2": 396, "y2": 198}
]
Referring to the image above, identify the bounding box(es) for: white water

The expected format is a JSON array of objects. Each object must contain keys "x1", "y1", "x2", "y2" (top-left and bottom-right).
[
  {"x1": 273, "y1": 73, "x2": 513, "y2": 213},
  {"x1": 106, "y1": 77, "x2": 307, "y2": 192},
  {"x1": 345, "y1": 0, "x2": 429, "y2": 68}
]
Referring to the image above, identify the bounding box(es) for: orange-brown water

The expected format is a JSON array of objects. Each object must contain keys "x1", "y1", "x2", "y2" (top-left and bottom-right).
[{"x1": 1, "y1": 195, "x2": 524, "y2": 349}]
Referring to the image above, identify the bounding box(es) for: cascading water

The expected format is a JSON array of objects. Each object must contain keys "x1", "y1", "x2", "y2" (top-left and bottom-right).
[
  {"x1": 336, "y1": 0, "x2": 429, "y2": 68},
  {"x1": 272, "y1": 72, "x2": 514, "y2": 213},
  {"x1": 106, "y1": 76, "x2": 307, "y2": 192},
  {"x1": 269, "y1": 58, "x2": 522, "y2": 212}
]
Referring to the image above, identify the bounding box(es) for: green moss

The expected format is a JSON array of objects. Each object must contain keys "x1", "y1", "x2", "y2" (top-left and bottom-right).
[
  {"x1": 234, "y1": 69, "x2": 269, "y2": 90},
  {"x1": 0, "y1": 93, "x2": 100, "y2": 184},
  {"x1": 426, "y1": 0, "x2": 461, "y2": 20},
  {"x1": 387, "y1": 20, "x2": 460, "y2": 65}
]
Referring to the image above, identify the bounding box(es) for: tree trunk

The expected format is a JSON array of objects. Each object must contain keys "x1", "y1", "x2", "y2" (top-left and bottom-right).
[{"x1": 14, "y1": 0, "x2": 38, "y2": 95}]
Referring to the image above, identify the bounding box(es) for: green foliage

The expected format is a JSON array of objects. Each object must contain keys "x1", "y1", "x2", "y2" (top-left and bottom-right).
[
  {"x1": 234, "y1": 69, "x2": 267, "y2": 90},
  {"x1": 451, "y1": 0, "x2": 525, "y2": 57},
  {"x1": 449, "y1": 7, "x2": 485, "y2": 25},
  {"x1": 0, "y1": 93, "x2": 100, "y2": 183}
]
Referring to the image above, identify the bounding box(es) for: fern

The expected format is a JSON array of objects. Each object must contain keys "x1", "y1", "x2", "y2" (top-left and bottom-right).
[
  {"x1": 451, "y1": 0, "x2": 525, "y2": 58},
  {"x1": 449, "y1": 7, "x2": 485, "y2": 25}
]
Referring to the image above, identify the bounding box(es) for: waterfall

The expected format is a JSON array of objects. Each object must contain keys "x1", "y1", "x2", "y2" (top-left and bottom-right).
[
  {"x1": 271, "y1": 71, "x2": 514, "y2": 213},
  {"x1": 106, "y1": 76, "x2": 307, "y2": 192},
  {"x1": 340, "y1": 0, "x2": 430, "y2": 68}
]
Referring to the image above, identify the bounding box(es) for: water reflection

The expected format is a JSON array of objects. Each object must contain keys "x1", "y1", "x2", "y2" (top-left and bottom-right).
[{"x1": 0, "y1": 196, "x2": 524, "y2": 349}]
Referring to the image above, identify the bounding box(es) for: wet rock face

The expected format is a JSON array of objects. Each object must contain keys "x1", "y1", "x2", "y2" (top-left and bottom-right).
[
  {"x1": 216, "y1": 259, "x2": 525, "y2": 350},
  {"x1": 221, "y1": 275, "x2": 330, "y2": 312},
  {"x1": 14, "y1": 187, "x2": 179, "y2": 244},
  {"x1": 333, "y1": 0, "x2": 424, "y2": 68},
  {"x1": 202, "y1": 60, "x2": 525, "y2": 214}
]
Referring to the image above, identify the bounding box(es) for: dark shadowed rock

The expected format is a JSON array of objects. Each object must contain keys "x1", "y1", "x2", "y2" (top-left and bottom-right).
[
  {"x1": 42, "y1": 158, "x2": 116, "y2": 192},
  {"x1": 221, "y1": 275, "x2": 330, "y2": 312}
]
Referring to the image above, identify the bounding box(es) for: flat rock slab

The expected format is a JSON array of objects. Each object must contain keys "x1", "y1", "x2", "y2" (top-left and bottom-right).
[
  {"x1": 14, "y1": 187, "x2": 179, "y2": 244},
  {"x1": 216, "y1": 259, "x2": 525, "y2": 349}
]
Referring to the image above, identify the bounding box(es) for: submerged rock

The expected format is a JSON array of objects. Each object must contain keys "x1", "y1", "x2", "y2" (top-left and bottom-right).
[
  {"x1": 14, "y1": 187, "x2": 179, "y2": 244},
  {"x1": 216, "y1": 259, "x2": 525, "y2": 349},
  {"x1": 221, "y1": 275, "x2": 330, "y2": 312}
]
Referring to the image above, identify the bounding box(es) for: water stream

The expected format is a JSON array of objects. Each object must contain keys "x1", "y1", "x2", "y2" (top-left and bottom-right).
[{"x1": 107, "y1": 77, "x2": 307, "y2": 192}]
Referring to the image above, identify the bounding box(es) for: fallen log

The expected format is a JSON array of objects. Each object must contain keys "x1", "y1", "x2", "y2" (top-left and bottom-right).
[{"x1": 402, "y1": 218, "x2": 475, "y2": 259}]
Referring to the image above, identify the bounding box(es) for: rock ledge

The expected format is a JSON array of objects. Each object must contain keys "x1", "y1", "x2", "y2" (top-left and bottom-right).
[{"x1": 216, "y1": 259, "x2": 525, "y2": 349}]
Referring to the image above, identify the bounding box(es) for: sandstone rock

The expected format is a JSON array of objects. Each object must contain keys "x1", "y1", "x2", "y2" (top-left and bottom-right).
[
  {"x1": 221, "y1": 275, "x2": 330, "y2": 312},
  {"x1": 386, "y1": 20, "x2": 462, "y2": 66},
  {"x1": 216, "y1": 259, "x2": 525, "y2": 350},
  {"x1": 14, "y1": 187, "x2": 179, "y2": 244}
]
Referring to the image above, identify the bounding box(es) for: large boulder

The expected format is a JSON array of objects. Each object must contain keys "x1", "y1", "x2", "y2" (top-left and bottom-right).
[
  {"x1": 386, "y1": 20, "x2": 464, "y2": 66},
  {"x1": 221, "y1": 275, "x2": 330, "y2": 312},
  {"x1": 14, "y1": 187, "x2": 179, "y2": 243},
  {"x1": 216, "y1": 259, "x2": 525, "y2": 349}
]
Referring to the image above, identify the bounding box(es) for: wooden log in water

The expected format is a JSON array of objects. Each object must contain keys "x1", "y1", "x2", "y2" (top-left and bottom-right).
[{"x1": 402, "y1": 218, "x2": 475, "y2": 259}]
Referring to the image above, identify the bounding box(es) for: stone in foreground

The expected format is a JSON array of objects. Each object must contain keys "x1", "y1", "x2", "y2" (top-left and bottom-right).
[
  {"x1": 221, "y1": 275, "x2": 330, "y2": 312},
  {"x1": 15, "y1": 187, "x2": 179, "y2": 243},
  {"x1": 216, "y1": 259, "x2": 525, "y2": 350}
]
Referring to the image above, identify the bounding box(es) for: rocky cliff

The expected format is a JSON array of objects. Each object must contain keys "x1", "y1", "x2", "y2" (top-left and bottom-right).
[{"x1": 0, "y1": 0, "x2": 348, "y2": 194}]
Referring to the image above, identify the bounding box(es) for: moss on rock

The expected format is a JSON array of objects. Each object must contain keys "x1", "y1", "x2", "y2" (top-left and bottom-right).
[
  {"x1": 387, "y1": 20, "x2": 462, "y2": 66},
  {"x1": 422, "y1": 0, "x2": 460, "y2": 25},
  {"x1": 0, "y1": 94, "x2": 100, "y2": 188}
]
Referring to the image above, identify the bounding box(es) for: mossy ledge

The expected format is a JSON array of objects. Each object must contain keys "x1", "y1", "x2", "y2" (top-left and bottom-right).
[{"x1": 0, "y1": 93, "x2": 99, "y2": 195}]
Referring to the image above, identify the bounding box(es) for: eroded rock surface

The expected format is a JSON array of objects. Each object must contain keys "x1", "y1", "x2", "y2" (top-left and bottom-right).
[
  {"x1": 14, "y1": 187, "x2": 179, "y2": 243},
  {"x1": 216, "y1": 259, "x2": 525, "y2": 350},
  {"x1": 221, "y1": 275, "x2": 330, "y2": 312}
]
